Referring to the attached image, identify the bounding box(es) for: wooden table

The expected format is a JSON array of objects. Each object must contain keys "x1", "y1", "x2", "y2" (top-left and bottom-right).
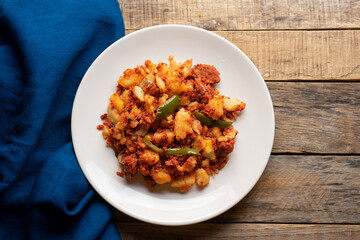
[{"x1": 114, "y1": 1, "x2": 360, "y2": 239}]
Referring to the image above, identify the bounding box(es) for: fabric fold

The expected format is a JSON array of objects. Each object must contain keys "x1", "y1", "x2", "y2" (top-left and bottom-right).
[{"x1": 0, "y1": 0, "x2": 125, "y2": 239}]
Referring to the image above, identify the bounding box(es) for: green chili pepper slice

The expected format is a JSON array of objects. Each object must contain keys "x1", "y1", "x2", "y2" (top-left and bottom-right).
[
  {"x1": 143, "y1": 135, "x2": 163, "y2": 153},
  {"x1": 143, "y1": 135, "x2": 199, "y2": 155},
  {"x1": 193, "y1": 111, "x2": 233, "y2": 127},
  {"x1": 156, "y1": 94, "x2": 181, "y2": 120},
  {"x1": 166, "y1": 148, "x2": 200, "y2": 155}
]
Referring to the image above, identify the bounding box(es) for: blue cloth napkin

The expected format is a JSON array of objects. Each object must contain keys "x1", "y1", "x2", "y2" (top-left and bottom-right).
[{"x1": 0, "y1": 0, "x2": 125, "y2": 239}]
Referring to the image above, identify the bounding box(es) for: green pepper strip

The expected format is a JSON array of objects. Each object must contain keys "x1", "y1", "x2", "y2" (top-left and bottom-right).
[
  {"x1": 156, "y1": 94, "x2": 181, "y2": 120},
  {"x1": 143, "y1": 135, "x2": 199, "y2": 155},
  {"x1": 193, "y1": 111, "x2": 233, "y2": 127}
]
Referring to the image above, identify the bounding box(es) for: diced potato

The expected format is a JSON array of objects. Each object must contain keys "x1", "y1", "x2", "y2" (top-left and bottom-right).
[
  {"x1": 107, "y1": 103, "x2": 121, "y2": 124},
  {"x1": 118, "y1": 68, "x2": 144, "y2": 88},
  {"x1": 129, "y1": 106, "x2": 141, "y2": 117},
  {"x1": 158, "y1": 94, "x2": 168, "y2": 105},
  {"x1": 196, "y1": 168, "x2": 210, "y2": 187},
  {"x1": 121, "y1": 90, "x2": 132, "y2": 105},
  {"x1": 174, "y1": 108, "x2": 193, "y2": 140},
  {"x1": 133, "y1": 86, "x2": 145, "y2": 102},
  {"x1": 192, "y1": 119, "x2": 202, "y2": 135},
  {"x1": 115, "y1": 122, "x2": 125, "y2": 131},
  {"x1": 145, "y1": 60, "x2": 156, "y2": 72},
  {"x1": 180, "y1": 95, "x2": 190, "y2": 106},
  {"x1": 202, "y1": 139, "x2": 216, "y2": 161},
  {"x1": 205, "y1": 95, "x2": 224, "y2": 120},
  {"x1": 182, "y1": 59, "x2": 193, "y2": 78},
  {"x1": 144, "y1": 94, "x2": 156, "y2": 114},
  {"x1": 218, "y1": 128, "x2": 238, "y2": 142},
  {"x1": 201, "y1": 159, "x2": 210, "y2": 167},
  {"x1": 169, "y1": 60, "x2": 182, "y2": 76},
  {"x1": 156, "y1": 63, "x2": 169, "y2": 76},
  {"x1": 211, "y1": 127, "x2": 221, "y2": 137},
  {"x1": 145, "y1": 73, "x2": 155, "y2": 82},
  {"x1": 170, "y1": 173, "x2": 196, "y2": 192},
  {"x1": 110, "y1": 93, "x2": 124, "y2": 112},
  {"x1": 167, "y1": 82, "x2": 188, "y2": 96},
  {"x1": 223, "y1": 97, "x2": 245, "y2": 111},
  {"x1": 187, "y1": 101, "x2": 200, "y2": 112},
  {"x1": 155, "y1": 76, "x2": 166, "y2": 92},
  {"x1": 140, "y1": 149, "x2": 160, "y2": 166},
  {"x1": 183, "y1": 173, "x2": 196, "y2": 185},
  {"x1": 218, "y1": 136, "x2": 228, "y2": 142},
  {"x1": 176, "y1": 165, "x2": 184, "y2": 172},
  {"x1": 192, "y1": 135, "x2": 205, "y2": 152},
  {"x1": 102, "y1": 125, "x2": 112, "y2": 139},
  {"x1": 139, "y1": 74, "x2": 155, "y2": 88},
  {"x1": 152, "y1": 169, "x2": 171, "y2": 184},
  {"x1": 153, "y1": 130, "x2": 175, "y2": 146}
]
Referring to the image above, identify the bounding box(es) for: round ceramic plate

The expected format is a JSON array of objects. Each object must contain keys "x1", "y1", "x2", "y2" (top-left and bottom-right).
[{"x1": 71, "y1": 25, "x2": 274, "y2": 226}]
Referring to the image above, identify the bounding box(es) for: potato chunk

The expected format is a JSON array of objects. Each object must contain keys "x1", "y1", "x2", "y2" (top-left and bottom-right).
[
  {"x1": 204, "y1": 95, "x2": 223, "y2": 120},
  {"x1": 152, "y1": 169, "x2": 171, "y2": 184},
  {"x1": 223, "y1": 97, "x2": 245, "y2": 112},
  {"x1": 155, "y1": 76, "x2": 166, "y2": 92},
  {"x1": 140, "y1": 149, "x2": 160, "y2": 166},
  {"x1": 171, "y1": 173, "x2": 196, "y2": 192},
  {"x1": 192, "y1": 135, "x2": 205, "y2": 152},
  {"x1": 107, "y1": 103, "x2": 121, "y2": 124},
  {"x1": 153, "y1": 129, "x2": 175, "y2": 146},
  {"x1": 133, "y1": 86, "x2": 145, "y2": 102},
  {"x1": 174, "y1": 108, "x2": 193, "y2": 140},
  {"x1": 196, "y1": 168, "x2": 210, "y2": 187},
  {"x1": 110, "y1": 93, "x2": 124, "y2": 112},
  {"x1": 192, "y1": 119, "x2": 202, "y2": 135},
  {"x1": 144, "y1": 94, "x2": 156, "y2": 114},
  {"x1": 202, "y1": 139, "x2": 216, "y2": 161},
  {"x1": 118, "y1": 68, "x2": 144, "y2": 88}
]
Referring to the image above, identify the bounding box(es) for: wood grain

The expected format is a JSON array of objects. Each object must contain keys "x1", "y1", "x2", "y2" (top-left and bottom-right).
[
  {"x1": 269, "y1": 82, "x2": 360, "y2": 153},
  {"x1": 119, "y1": 0, "x2": 360, "y2": 30},
  {"x1": 117, "y1": 223, "x2": 360, "y2": 239},
  {"x1": 125, "y1": 30, "x2": 360, "y2": 81},
  {"x1": 114, "y1": 155, "x2": 360, "y2": 224},
  {"x1": 215, "y1": 30, "x2": 360, "y2": 81}
]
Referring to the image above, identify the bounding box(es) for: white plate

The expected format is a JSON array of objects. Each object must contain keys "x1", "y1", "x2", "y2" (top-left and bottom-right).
[{"x1": 71, "y1": 25, "x2": 274, "y2": 226}]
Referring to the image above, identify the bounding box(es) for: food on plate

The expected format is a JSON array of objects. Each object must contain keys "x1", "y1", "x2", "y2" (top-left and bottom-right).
[{"x1": 97, "y1": 56, "x2": 246, "y2": 192}]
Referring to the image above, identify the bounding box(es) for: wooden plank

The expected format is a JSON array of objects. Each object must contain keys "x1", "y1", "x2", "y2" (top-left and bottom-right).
[
  {"x1": 269, "y1": 82, "x2": 360, "y2": 153},
  {"x1": 117, "y1": 223, "x2": 360, "y2": 240},
  {"x1": 213, "y1": 155, "x2": 360, "y2": 223},
  {"x1": 124, "y1": 30, "x2": 360, "y2": 81},
  {"x1": 119, "y1": 0, "x2": 360, "y2": 30},
  {"x1": 114, "y1": 155, "x2": 360, "y2": 223},
  {"x1": 215, "y1": 30, "x2": 360, "y2": 81}
]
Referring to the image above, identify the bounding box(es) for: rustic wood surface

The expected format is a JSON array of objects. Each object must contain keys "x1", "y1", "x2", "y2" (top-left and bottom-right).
[
  {"x1": 117, "y1": 223, "x2": 360, "y2": 240},
  {"x1": 116, "y1": 0, "x2": 360, "y2": 239},
  {"x1": 120, "y1": 0, "x2": 360, "y2": 30},
  {"x1": 268, "y1": 83, "x2": 360, "y2": 153}
]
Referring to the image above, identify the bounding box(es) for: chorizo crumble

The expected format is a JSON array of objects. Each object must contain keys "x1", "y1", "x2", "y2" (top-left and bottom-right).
[{"x1": 98, "y1": 56, "x2": 246, "y2": 192}]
